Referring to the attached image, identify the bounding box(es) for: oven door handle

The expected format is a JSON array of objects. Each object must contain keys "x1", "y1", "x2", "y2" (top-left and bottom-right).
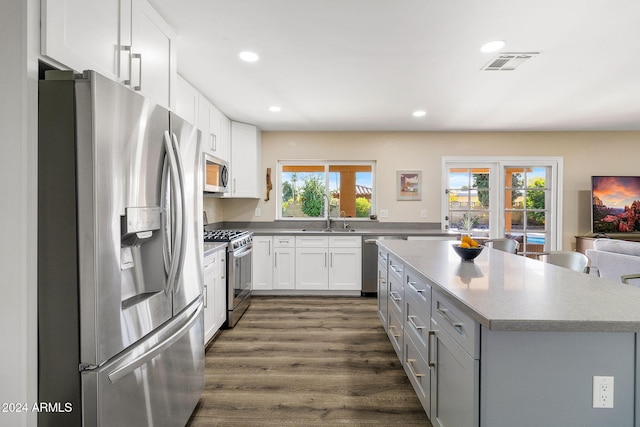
[{"x1": 232, "y1": 244, "x2": 253, "y2": 258}]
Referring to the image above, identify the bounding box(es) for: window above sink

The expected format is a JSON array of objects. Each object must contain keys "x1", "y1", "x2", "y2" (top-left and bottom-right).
[{"x1": 277, "y1": 160, "x2": 376, "y2": 222}]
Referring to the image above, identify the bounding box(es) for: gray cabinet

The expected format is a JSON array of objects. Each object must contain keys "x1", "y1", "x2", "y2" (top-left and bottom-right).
[
  {"x1": 429, "y1": 289, "x2": 479, "y2": 427},
  {"x1": 402, "y1": 268, "x2": 432, "y2": 417},
  {"x1": 378, "y1": 255, "x2": 481, "y2": 426},
  {"x1": 430, "y1": 290, "x2": 479, "y2": 427},
  {"x1": 377, "y1": 249, "x2": 389, "y2": 326},
  {"x1": 386, "y1": 255, "x2": 404, "y2": 359}
]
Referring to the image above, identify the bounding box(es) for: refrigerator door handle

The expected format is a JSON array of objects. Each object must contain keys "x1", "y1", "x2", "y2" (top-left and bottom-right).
[
  {"x1": 171, "y1": 133, "x2": 188, "y2": 295},
  {"x1": 163, "y1": 131, "x2": 183, "y2": 294},
  {"x1": 161, "y1": 158, "x2": 171, "y2": 284},
  {"x1": 107, "y1": 302, "x2": 203, "y2": 384}
]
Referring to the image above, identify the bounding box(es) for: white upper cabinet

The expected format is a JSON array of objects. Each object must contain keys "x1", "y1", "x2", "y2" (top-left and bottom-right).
[
  {"x1": 198, "y1": 95, "x2": 230, "y2": 161},
  {"x1": 127, "y1": 0, "x2": 176, "y2": 109},
  {"x1": 41, "y1": 0, "x2": 122, "y2": 80},
  {"x1": 227, "y1": 121, "x2": 261, "y2": 198},
  {"x1": 175, "y1": 75, "x2": 199, "y2": 126},
  {"x1": 41, "y1": 0, "x2": 176, "y2": 110}
]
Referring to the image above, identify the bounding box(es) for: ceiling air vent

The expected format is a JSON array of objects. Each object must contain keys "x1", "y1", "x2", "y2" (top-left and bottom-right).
[{"x1": 482, "y1": 52, "x2": 539, "y2": 71}]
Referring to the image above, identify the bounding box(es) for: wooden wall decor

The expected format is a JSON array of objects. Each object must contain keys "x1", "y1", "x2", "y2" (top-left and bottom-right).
[{"x1": 265, "y1": 168, "x2": 272, "y2": 201}]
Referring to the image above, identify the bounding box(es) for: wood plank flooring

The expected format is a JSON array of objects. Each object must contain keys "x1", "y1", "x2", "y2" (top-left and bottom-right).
[{"x1": 187, "y1": 296, "x2": 432, "y2": 426}]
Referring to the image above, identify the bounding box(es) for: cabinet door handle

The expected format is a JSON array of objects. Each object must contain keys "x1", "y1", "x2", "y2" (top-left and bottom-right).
[
  {"x1": 389, "y1": 325, "x2": 401, "y2": 338},
  {"x1": 407, "y1": 315, "x2": 425, "y2": 330},
  {"x1": 406, "y1": 281, "x2": 426, "y2": 293},
  {"x1": 390, "y1": 265, "x2": 402, "y2": 274},
  {"x1": 428, "y1": 330, "x2": 436, "y2": 367},
  {"x1": 436, "y1": 308, "x2": 464, "y2": 330},
  {"x1": 274, "y1": 252, "x2": 277, "y2": 268},
  {"x1": 389, "y1": 291, "x2": 401, "y2": 302},
  {"x1": 211, "y1": 133, "x2": 217, "y2": 151},
  {"x1": 203, "y1": 285, "x2": 208, "y2": 308},
  {"x1": 131, "y1": 52, "x2": 142, "y2": 91},
  {"x1": 406, "y1": 359, "x2": 424, "y2": 378}
]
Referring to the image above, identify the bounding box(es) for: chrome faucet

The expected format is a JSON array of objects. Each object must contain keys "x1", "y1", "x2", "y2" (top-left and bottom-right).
[
  {"x1": 322, "y1": 193, "x2": 332, "y2": 230},
  {"x1": 340, "y1": 210, "x2": 350, "y2": 229}
]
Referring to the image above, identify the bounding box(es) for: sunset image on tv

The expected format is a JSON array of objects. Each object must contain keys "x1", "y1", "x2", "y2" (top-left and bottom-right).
[{"x1": 592, "y1": 176, "x2": 640, "y2": 233}]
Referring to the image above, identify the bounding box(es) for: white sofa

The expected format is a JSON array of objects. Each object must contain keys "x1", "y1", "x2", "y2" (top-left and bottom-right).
[{"x1": 585, "y1": 239, "x2": 640, "y2": 287}]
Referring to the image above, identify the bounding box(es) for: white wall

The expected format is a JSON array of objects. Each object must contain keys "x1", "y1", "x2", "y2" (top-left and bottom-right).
[
  {"x1": 0, "y1": 0, "x2": 38, "y2": 426},
  {"x1": 223, "y1": 131, "x2": 640, "y2": 250}
]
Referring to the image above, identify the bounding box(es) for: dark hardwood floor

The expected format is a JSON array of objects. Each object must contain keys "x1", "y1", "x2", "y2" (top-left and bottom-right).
[{"x1": 187, "y1": 296, "x2": 432, "y2": 426}]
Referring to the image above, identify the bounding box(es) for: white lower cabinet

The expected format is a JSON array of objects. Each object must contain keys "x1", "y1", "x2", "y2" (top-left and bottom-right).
[
  {"x1": 295, "y1": 235, "x2": 361, "y2": 291},
  {"x1": 203, "y1": 247, "x2": 226, "y2": 344},
  {"x1": 295, "y1": 245, "x2": 329, "y2": 290},
  {"x1": 273, "y1": 237, "x2": 296, "y2": 290},
  {"x1": 252, "y1": 236, "x2": 273, "y2": 290},
  {"x1": 252, "y1": 234, "x2": 362, "y2": 292},
  {"x1": 328, "y1": 237, "x2": 362, "y2": 291},
  {"x1": 253, "y1": 236, "x2": 296, "y2": 291}
]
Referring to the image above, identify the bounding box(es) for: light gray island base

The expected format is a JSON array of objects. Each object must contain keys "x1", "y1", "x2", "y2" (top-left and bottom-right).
[{"x1": 376, "y1": 239, "x2": 640, "y2": 427}]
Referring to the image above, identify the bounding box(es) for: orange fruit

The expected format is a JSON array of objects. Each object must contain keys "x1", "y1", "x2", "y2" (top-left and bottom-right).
[
  {"x1": 459, "y1": 242, "x2": 471, "y2": 249},
  {"x1": 470, "y1": 240, "x2": 479, "y2": 248}
]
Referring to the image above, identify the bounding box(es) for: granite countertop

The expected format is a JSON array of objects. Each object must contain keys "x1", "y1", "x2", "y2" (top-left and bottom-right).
[{"x1": 378, "y1": 239, "x2": 640, "y2": 333}]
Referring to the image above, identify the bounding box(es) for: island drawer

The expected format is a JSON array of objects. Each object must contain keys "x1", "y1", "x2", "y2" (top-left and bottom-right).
[
  {"x1": 387, "y1": 307, "x2": 404, "y2": 360},
  {"x1": 404, "y1": 268, "x2": 431, "y2": 309},
  {"x1": 404, "y1": 290, "x2": 429, "y2": 354},
  {"x1": 388, "y1": 255, "x2": 404, "y2": 281},
  {"x1": 388, "y1": 269, "x2": 404, "y2": 317},
  {"x1": 432, "y1": 290, "x2": 479, "y2": 358},
  {"x1": 403, "y1": 330, "x2": 431, "y2": 415},
  {"x1": 378, "y1": 249, "x2": 389, "y2": 268}
]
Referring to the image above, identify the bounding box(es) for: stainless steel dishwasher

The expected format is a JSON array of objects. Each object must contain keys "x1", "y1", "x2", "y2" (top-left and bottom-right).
[{"x1": 362, "y1": 235, "x2": 405, "y2": 295}]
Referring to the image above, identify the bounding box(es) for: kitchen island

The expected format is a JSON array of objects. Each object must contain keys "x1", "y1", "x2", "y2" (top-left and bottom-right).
[{"x1": 377, "y1": 239, "x2": 640, "y2": 427}]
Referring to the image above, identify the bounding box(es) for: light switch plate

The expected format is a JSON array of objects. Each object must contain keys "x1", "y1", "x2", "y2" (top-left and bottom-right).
[{"x1": 380, "y1": 209, "x2": 389, "y2": 218}]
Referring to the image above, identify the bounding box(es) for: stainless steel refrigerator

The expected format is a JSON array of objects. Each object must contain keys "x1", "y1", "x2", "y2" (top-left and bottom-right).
[{"x1": 38, "y1": 70, "x2": 204, "y2": 426}]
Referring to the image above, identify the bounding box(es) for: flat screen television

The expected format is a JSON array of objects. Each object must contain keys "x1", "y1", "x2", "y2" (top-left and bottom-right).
[{"x1": 592, "y1": 176, "x2": 640, "y2": 234}]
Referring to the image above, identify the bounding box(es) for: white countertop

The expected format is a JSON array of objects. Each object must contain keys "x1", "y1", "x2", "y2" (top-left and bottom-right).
[{"x1": 378, "y1": 239, "x2": 640, "y2": 332}]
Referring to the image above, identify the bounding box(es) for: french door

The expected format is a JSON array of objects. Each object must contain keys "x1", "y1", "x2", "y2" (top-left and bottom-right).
[{"x1": 443, "y1": 157, "x2": 562, "y2": 254}]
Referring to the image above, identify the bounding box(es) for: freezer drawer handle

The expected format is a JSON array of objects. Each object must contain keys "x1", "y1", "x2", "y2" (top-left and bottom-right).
[{"x1": 107, "y1": 302, "x2": 202, "y2": 384}]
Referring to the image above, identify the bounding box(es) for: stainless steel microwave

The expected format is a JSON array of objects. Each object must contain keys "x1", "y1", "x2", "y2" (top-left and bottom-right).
[{"x1": 203, "y1": 153, "x2": 229, "y2": 193}]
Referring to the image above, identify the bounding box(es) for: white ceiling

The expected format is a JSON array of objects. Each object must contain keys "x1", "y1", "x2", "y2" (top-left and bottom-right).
[{"x1": 150, "y1": 0, "x2": 640, "y2": 132}]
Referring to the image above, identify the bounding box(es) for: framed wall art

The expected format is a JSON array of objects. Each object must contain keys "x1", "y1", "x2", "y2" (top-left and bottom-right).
[{"x1": 397, "y1": 170, "x2": 421, "y2": 201}]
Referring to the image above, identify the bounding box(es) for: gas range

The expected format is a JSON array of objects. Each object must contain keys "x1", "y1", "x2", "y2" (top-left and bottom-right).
[{"x1": 203, "y1": 229, "x2": 253, "y2": 252}]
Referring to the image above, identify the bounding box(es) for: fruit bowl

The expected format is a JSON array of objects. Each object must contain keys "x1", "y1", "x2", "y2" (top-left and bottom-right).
[{"x1": 452, "y1": 244, "x2": 484, "y2": 261}]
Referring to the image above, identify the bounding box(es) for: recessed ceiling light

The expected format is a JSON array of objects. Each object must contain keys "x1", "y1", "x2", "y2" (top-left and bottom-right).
[
  {"x1": 412, "y1": 110, "x2": 427, "y2": 117},
  {"x1": 268, "y1": 106, "x2": 281, "y2": 112},
  {"x1": 239, "y1": 51, "x2": 259, "y2": 62},
  {"x1": 481, "y1": 40, "x2": 506, "y2": 53}
]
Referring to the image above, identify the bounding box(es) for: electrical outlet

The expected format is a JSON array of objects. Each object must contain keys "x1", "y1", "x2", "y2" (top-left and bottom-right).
[
  {"x1": 254, "y1": 208, "x2": 261, "y2": 217},
  {"x1": 420, "y1": 209, "x2": 427, "y2": 218},
  {"x1": 593, "y1": 376, "x2": 614, "y2": 408},
  {"x1": 380, "y1": 209, "x2": 389, "y2": 218}
]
